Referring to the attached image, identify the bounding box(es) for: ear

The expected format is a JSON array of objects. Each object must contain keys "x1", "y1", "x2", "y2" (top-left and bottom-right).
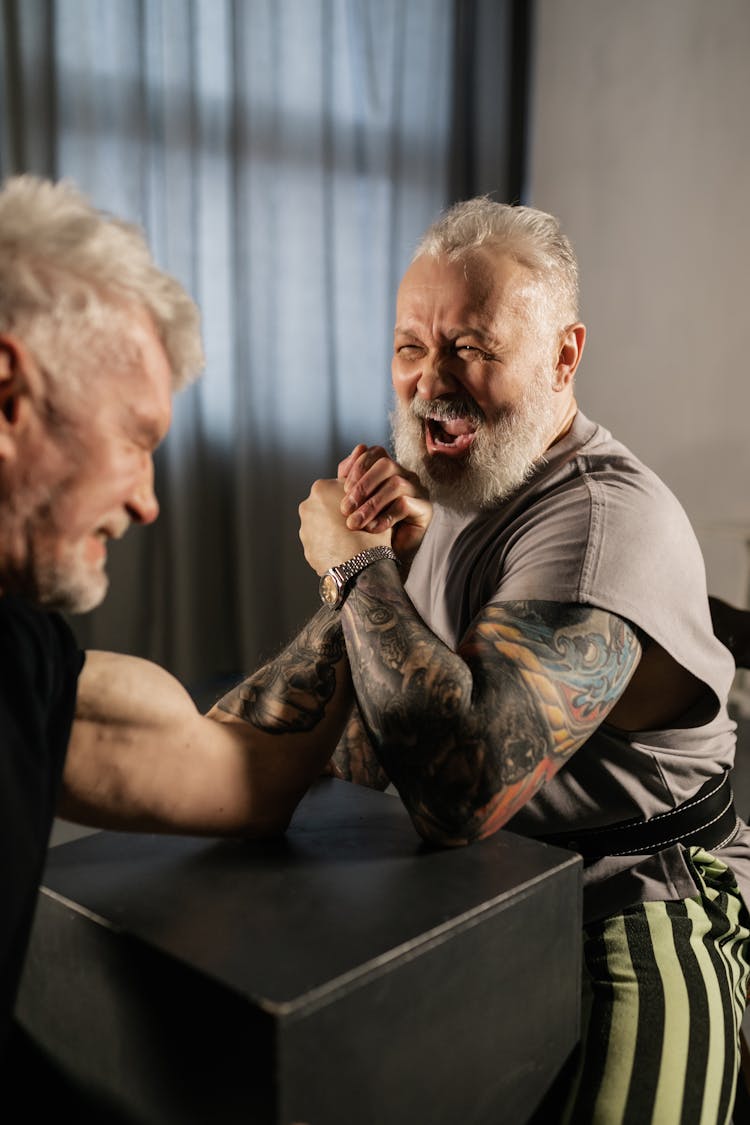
[
  {"x1": 553, "y1": 323, "x2": 586, "y2": 391},
  {"x1": 0, "y1": 334, "x2": 35, "y2": 459}
]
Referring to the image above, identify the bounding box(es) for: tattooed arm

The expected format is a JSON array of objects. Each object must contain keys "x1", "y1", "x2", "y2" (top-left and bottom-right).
[
  {"x1": 325, "y1": 705, "x2": 391, "y2": 790},
  {"x1": 59, "y1": 609, "x2": 351, "y2": 837},
  {"x1": 340, "y1": 563, "x2": 642, "y2": 845}
]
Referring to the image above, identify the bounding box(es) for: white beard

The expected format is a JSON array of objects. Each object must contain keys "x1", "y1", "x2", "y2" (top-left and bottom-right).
[
  {"x1": 1, "y1": 461, "x2": 112, "y2": 615},
  {"x1": 391, "y1": 371, "x2": 558, "y2": 512},
  {"x1": 2, "y1": 499, "x2": 111, "y2": 614}
]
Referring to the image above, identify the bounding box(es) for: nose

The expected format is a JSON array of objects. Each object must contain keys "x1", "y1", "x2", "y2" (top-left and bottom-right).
[
  {"x1": 127, "y1": 457, "x2": 160, "y2": 525},
  {"x1": 395, "y1": 353, "x2": 461, "y2": 407},
  {"x1": 415, "y1": 354, "x2": 459, "y2": 401}
]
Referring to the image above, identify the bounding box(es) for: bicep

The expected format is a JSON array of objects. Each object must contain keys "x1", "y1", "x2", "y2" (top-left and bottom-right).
[
  {"x1": 455, "y1": 600, "x2": 642, "y2": 832},
  {"x1": 467, "y1": 600, "x2": 643, "y2": 749},
  {"x1": 72, "y1": 650, "x2": 199, "y2": 737},
  {"x1": 63, "y1": 652, "x2": 267, "y2": 833}
]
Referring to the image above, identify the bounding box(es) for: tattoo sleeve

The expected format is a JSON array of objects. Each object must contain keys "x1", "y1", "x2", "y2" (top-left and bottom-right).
[
  {"x1": 215, "y1": 608, "x2": 347, "y2": 734},
  {"x1": 341, "y1": 562, "x2": 642, "y2": 845},
  {"x1": 327, "y1": 705, "x2": 391, "y2": 789}
]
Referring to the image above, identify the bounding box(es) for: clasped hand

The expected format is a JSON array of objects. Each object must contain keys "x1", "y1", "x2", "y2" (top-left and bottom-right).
[{"x1": 299, "y1": 443, "x2": 431, "y2": 575}]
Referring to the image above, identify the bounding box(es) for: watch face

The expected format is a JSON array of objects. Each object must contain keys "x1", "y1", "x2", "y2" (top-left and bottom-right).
[{"x1": 320, "y1": 573, "x2": 341, "y2": 607}]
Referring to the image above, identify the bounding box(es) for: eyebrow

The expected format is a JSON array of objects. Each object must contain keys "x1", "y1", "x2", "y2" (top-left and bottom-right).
[
  {"x1": 394, "y1": 324, "x2": 496, "y2": 340},
  {"x1": 450, "y1": 328, "x2": 498, "y2": 347},
  {"x1": 129, "y1": 411, "x2": 166, "y2": 449}
]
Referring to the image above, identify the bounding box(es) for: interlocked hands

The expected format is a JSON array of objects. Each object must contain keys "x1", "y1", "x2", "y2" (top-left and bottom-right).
[{"x1": 299, "y1": 443, "x2": 432, "y2": 576}]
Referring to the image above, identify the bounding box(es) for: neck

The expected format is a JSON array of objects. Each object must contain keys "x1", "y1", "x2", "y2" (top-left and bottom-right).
[{"x1": 547, "y1": 395, "x2": 578, "y2": 450}]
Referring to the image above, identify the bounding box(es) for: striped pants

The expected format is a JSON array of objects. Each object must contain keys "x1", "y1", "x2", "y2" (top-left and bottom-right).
[{"x1": 536, "y1": 848, "x2": 750, "y2": 1125}]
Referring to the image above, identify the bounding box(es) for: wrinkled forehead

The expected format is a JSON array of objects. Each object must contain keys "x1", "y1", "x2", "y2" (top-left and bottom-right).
[{"x1": 396, "y1": 248, "x2": 548, "y2": 330}]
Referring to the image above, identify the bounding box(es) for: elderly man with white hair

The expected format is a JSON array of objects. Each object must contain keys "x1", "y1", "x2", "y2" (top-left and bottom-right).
[{"x1": 0, "y1": 175, "x2": 357, "y2": 1078}]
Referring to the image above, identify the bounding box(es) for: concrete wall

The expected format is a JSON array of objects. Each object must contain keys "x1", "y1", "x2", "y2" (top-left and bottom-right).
[{"x1": 527, "y1": 0, "x2": 750, "y2": 606}]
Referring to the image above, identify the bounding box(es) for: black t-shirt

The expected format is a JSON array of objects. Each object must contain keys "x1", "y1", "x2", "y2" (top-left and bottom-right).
[{"x1": 0, "y1": 596, "x2": 84, "y2": 1060}]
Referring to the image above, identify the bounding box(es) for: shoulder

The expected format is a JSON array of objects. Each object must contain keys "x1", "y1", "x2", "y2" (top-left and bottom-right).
[
  {"x1": 0, "y1": 595, "x2": 84, "y2": 703},
  {"x1": 515, "y1": 418, "x2": 700, "y2": 577},
  {"x1": 0, "y1": 592, "x2": 74, "y2": 642}
]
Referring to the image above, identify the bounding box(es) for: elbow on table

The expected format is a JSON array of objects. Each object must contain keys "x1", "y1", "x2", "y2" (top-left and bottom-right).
[
  {"x1": 235, "y1": 782, "x2": 302, "y2": 840},
  {"x1": 406, "y1": 794, "x2": 511, "y2": 850},
  {"x1": 241, "y1": 802, "x2": 295, "y2": 840}
]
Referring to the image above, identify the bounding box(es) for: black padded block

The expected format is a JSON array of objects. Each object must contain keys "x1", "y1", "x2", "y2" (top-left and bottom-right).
[{"x1": 16, "y1": 778, "x2": 582, "y2": 1124}]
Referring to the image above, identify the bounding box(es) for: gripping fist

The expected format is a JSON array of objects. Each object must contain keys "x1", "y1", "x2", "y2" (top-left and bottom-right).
[{"x1": 337, "y1": 444, "x2": 432, "y2": 567}]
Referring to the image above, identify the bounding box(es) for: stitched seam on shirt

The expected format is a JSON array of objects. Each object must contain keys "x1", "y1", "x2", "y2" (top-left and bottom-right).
[{"x1": 577, "y1": 461, "x2": 602, "y2": 601}]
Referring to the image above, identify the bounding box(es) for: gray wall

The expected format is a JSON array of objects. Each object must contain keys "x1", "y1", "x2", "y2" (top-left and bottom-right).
[{"x1": 527, "y1": 0, "x2": 750, "y2": 608}]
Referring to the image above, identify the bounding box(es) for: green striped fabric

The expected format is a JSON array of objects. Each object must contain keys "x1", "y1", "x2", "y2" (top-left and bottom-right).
[{"x1": 558, "y1": 849, "x2": 750, "y2": 1125}]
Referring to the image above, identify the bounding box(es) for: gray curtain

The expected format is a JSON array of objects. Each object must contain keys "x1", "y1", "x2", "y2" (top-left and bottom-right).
[{"x1": 1, "y1": 0, "x2": 528, "y2": 701}]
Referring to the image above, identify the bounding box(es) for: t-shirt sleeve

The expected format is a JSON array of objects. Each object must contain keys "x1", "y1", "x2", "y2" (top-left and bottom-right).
[{"x1": 487, "y1": 457, "x2": 734, "y2": 705}]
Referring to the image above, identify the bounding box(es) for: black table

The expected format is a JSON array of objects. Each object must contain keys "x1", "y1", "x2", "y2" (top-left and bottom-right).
[{"x1": 16, "y1": 778, "x2": 582, "y2": 1124}]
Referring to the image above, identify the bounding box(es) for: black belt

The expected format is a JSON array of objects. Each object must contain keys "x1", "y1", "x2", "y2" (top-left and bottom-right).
[{"x1": 536, "y1": 771, "x2": 739, "y2": 863}]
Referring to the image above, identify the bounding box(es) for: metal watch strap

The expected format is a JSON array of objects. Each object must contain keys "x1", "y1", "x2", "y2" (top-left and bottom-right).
[
  {"x1": 336, "y1": 546, "x2": 398, "y2": 585},
  {"x1": 319, "y1": 545, "x2": 398, "y2": 609}
]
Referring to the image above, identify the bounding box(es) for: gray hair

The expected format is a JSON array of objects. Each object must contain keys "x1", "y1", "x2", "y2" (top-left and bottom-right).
[
  {"x1": 0, "y1": 174, "x2": 204, "y2": 389},
  {"x1": 414, "y1": 196, "x2": 580, "y2": 325}
]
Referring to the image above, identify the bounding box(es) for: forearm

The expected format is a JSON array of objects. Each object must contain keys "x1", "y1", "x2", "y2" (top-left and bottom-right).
[
  {"x1": 341, "y1": 567, "x2": 641, "y2": 845},
  {"x1": 340, "y1": 562, "x2": 487, "y2": 841},
  {"x1": 212, "y1": 607, "x2": 347, "y2": 737},
  {"x1": 207, "y1": 607, "x2": 353, "y2": 819},
  {"x1": 62, "y1": 611, "x2": 352, "y2": 837},
  {"x1": 327, "y1": 705, "x2": 391, "y2": 790}
]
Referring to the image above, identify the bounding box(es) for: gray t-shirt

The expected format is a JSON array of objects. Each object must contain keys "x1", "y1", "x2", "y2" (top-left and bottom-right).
[{"x1": 405, "y1": 411, "x2": 750, "y2": 922}]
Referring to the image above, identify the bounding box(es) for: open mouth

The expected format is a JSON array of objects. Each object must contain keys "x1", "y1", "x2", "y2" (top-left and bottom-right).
[{"x1": 424, "y1": 414, "x2": 479, "y2": 457}]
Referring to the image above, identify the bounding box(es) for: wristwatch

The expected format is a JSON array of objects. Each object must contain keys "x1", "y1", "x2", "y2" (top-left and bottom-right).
[{"x1": 319, "y1": 546, "x2": 398, "y2": 609}]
